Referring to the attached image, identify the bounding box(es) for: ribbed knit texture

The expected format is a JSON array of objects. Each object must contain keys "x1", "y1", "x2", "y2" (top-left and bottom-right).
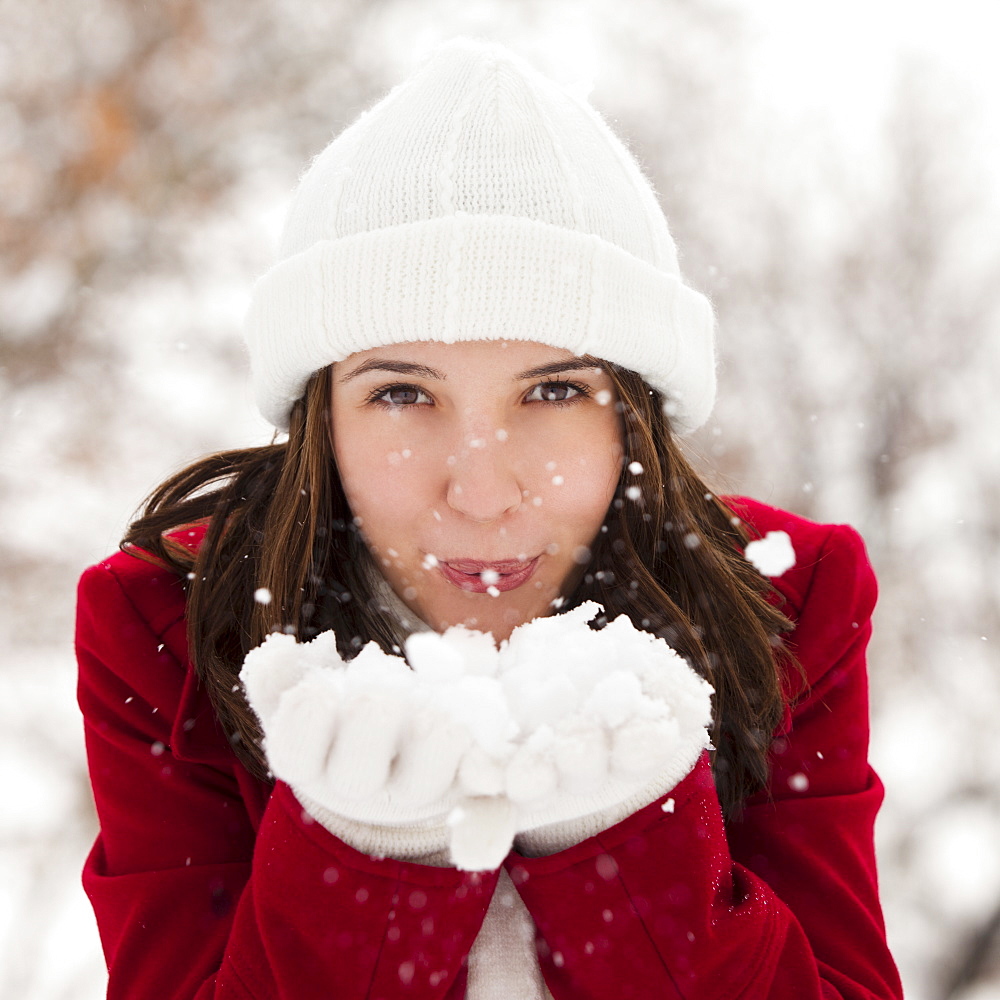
[{"x1": 244, "y1": 37, "x2": 716, "y2": 434}]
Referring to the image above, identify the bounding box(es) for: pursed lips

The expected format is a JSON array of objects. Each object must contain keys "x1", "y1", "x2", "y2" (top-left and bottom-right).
[
  {"x1": 442, "y1": 558, "x2": 534, "y2": 574},
  {"x1": 436, "y1": 556, "x2": 540, "y2": 593}
]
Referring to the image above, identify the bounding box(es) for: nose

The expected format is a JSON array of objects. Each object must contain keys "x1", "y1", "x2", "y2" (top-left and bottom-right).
[{"x1": 445, "y1": 433, "x2": 523, "y2": 524}]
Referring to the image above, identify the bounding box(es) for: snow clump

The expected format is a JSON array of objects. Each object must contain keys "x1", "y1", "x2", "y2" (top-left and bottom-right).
[
  {"x1": 744, "y1": 530, "x2": 796, "y2": 577},
  {"x1": 240, "y1": 601, "x2": 714, "y2": 869}
]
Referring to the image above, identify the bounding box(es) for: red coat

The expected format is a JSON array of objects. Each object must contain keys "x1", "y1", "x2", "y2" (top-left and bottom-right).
[{"x1": 76, "y1": 496, "x2": 903, "y2": 999}]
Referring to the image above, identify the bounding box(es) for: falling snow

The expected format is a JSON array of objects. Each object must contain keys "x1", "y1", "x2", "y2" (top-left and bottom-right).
[{"x1": 744, "y1": 531, "x2": 796, "y2": 577}]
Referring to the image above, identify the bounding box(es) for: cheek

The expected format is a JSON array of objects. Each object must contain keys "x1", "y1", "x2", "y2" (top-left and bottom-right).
[
  {"x1": 525, "y1": 421, "x2": 622, "y2": 521},
  {"x1": 332, "y1": 417, "x2": 394, "y2": 520},
  {"x1": 332, "y1": 417, "x2": 443, "y2": 536}
]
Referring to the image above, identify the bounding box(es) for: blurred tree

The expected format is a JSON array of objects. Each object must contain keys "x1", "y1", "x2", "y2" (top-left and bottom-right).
[{"x1": 699, "y1": 54, "x2": 1000, "y2": 999}]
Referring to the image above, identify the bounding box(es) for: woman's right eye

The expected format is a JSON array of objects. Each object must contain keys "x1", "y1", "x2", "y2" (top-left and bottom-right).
[{"x1": 367, "y1": 383, "x2": 432, "y2": 407}]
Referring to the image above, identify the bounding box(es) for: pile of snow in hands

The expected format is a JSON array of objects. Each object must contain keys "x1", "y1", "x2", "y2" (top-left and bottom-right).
[{"x1": 241, "y1": 602, "x2": 714, "y2": 868}]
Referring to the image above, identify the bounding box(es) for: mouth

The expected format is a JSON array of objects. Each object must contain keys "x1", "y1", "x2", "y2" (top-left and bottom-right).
[{"x1": 437, "y1": 557, "x2": 540, "y2": 594}]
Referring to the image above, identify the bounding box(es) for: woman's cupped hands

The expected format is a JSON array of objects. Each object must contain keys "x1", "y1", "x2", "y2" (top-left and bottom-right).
[{"x1": 239, "y1": 602, "x2": 713, "y2": 871}]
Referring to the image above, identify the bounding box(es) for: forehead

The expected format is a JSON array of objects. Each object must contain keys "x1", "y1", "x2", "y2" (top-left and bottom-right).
[{"x1": 335, "y1": 339, "x2": 603, "y2": 379}]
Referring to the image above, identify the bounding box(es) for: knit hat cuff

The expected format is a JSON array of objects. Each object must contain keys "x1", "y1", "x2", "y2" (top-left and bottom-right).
[{"x1": 244, "y1": 213, "x2": 716, "y2": 434}]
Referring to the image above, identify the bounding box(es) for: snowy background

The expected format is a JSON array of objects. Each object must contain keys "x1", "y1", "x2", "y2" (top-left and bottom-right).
[{"x1": 2, "y1": 0, "x2": 999, "y2": 996}]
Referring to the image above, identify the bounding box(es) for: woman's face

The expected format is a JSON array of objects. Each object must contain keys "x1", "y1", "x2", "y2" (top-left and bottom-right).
[{"x1": 330, "y1": 340, "x2": 624, "y2": 642}]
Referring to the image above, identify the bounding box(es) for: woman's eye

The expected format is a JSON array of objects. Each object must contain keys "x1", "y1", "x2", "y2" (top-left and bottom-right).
[
  {"x1": 368, "y1": 384, "x2": 432, "y2": 407},
  {"x1": 525, "y1": 381, "x2": 587, "y2": 403}
]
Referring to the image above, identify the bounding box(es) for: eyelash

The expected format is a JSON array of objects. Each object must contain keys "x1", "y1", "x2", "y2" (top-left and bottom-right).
[
  {"x1": 523, "y1": 380, "x2": 591, "y2": 405},
  {"x1": 364, "y1": 383, "x2": 433, "y2": 408},
  {"x1": 364, "y1": 380, "x2": 592, "y2": 409}
]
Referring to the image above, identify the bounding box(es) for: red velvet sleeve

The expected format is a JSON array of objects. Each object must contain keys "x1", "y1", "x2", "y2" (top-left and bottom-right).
[
  {"x1": 76, "y1": 557, "x2": 498, "y2": 999},
  {"x1": 503, "y1": 523, "x2": 903, "y2": 999}
]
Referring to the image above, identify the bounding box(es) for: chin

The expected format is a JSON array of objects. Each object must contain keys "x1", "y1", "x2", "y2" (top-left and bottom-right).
[{"x1": 436, "y1": 595, "x2": 557, "y2": 640}]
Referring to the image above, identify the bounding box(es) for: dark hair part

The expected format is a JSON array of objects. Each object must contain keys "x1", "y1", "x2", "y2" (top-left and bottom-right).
[{"x1": 124, "y1": 361, "x2": 794, "y2": 818}]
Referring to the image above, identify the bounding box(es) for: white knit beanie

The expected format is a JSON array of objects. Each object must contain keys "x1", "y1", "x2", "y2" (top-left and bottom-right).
[{"x1": 244, "y1": 37, "x2": 716, "y2": 434}]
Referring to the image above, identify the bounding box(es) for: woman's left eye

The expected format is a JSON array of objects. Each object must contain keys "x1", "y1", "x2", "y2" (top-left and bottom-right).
[
  {"x1": 524, "y1": 381, "x2": 589, "y2": 404},
  {"x1": 367, "y1": 383, "x2": 432, "y2": 407}
]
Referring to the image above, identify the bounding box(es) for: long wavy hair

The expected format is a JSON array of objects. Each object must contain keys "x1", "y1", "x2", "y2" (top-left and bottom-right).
[{"x1": 124, "y1": 360, "x2": 795, "y2": 818}]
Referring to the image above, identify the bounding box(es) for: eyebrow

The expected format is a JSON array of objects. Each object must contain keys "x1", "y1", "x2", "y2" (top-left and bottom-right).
[
  {"x1": 337, "y1": 360, "x2": 445, "y2": 383},
  {"x1": 514, "y1": 358, "x2": 604, "y2": 380},
  {"x1": 337, "y1": 355, "x2": 603, "y2": 384}
]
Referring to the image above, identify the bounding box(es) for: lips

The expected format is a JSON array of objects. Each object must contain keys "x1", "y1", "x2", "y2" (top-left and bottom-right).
[{"x1": 438, "y1": 557, "x2": 540, "y2": 593}]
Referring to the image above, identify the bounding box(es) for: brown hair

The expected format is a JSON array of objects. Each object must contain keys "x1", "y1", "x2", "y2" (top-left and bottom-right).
[{"x1": 125, "y1": 362, "x2": 794, "y2": 818}]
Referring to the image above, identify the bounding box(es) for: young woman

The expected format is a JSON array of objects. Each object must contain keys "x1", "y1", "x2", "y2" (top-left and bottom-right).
[{"x1": 76, "y1": 37, "x2": 903, "y2": 999}]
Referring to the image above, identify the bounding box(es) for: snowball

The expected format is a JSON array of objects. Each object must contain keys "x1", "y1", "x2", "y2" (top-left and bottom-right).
[
  {"x1": 406, "y1": 626, "x2": 498, "y2": 680},
  {"x1": 506, "y1": 728, "x2": 559, "y2": 803},
  {"x1": 744, "y1": 530, "x2": 796, "y2": 577},
  {"x1": 612, "y1": 716, "x2": 681, "y2": 774},
  {"x1": 458, "y1": 746, "x2": 507, "y2": 796},
  {"x1": 503, "y1": 670, "x2": 581, "y2": 731},
  {"x1": 439, "y1": 676, "x2": 517, "y2": 755},
  {"x1": 447, "y1": 797, "x2": 516, "y2": 871},
  {"x1": 552, "y1": 721, "x2": 609, "y2": 791},
  {"x1": 343, "y1": 640, "x2": 411, "y2": 685},
  {"x1": 585, "y1": 672, "x2": 643, "y2": 728}
]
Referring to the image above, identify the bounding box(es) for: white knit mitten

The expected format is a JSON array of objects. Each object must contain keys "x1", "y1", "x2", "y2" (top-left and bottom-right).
[
  {"x1": 239, "y1": 602, "x2": 713, "y2": 871},
  {"x1": 240, "y1": 628, "x2": 499, "y2": 824},
  {"x1": 491, "y1": 606, "x2": 712, "y2": 840}
]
